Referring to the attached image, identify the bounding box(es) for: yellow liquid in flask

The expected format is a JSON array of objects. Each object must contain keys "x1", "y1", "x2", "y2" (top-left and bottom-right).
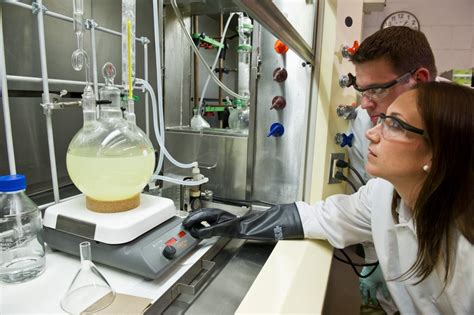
[{"x1": 67, "y1": 151, "x2": 155, "y2": 201}]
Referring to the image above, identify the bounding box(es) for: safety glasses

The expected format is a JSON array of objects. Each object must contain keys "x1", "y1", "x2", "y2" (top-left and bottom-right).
[
  {"x1": 350, "y1": 69, "x2": 417, "y2": 101},
  {"x1": 376, "y1": 113, "x2": 426, "y2": 140}
]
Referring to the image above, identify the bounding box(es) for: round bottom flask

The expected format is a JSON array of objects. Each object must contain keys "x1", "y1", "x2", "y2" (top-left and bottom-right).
[{"x1": 67, "y1": 63, "x2": 155, "y2": 212}]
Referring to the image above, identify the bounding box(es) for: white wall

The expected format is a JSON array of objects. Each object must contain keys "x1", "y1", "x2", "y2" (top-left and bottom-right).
[{"x1": 362, "y1": 0, "x2": 474, "y2": 75}]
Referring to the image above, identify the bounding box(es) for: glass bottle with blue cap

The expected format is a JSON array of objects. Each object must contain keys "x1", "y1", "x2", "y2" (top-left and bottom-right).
[{"x1": 0, "y1": 174, "x2": 46, "y2": 283}]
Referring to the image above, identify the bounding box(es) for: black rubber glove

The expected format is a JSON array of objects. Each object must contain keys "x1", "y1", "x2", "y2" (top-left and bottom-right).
[{"x1": 182, "y1": 203, "x2": 304, "y2": 241}]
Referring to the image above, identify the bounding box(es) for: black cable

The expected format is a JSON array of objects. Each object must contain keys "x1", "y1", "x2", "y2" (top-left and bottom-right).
[
  {"x1": 337, "y1": 249, "x2": 379, "y2": 278},
  {"x1": 332, "y1": 165, "x2": 379, "y2": 278},
  {"x1": 335, "y1": 171, "x2": 357, "y2": 192},
  {"x1": 336, "y1": 159, "x2": 366, "y2": 186},
  {"x1": 349, "y1": 165, "x2": 367, "y2": 186},
  {"x1": 333, "y1": 252, "x2": 378, "y2": 267}
]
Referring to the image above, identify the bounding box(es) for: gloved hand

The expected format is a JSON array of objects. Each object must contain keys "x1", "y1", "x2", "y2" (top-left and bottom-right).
[
  {"x1": 359, "y1": 265, "x2": 390, "y2": 306},
  {"x1": 182, "y1": 203, "x2": 304, "y2": 241}
]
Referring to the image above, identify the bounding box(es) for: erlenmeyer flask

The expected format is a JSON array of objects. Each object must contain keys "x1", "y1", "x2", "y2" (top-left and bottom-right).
[{"x1": 60, "y1": 242, "x2": 115, "y2": 314}]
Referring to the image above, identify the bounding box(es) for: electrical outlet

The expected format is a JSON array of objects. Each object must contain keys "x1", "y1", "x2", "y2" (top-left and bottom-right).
[{"x1": 328, "y1": 153, "x2": 345, "y2": 184}]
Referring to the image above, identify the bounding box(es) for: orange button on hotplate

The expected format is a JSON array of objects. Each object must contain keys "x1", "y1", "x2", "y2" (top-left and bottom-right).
[{"x1": 165, "y1": 238, "x2": 177, "y2": 246}]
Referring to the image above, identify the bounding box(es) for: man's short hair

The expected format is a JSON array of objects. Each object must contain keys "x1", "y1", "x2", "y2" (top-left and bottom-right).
[{"x1": 350, "y1": 26, "x2": 437, "y2": 79}]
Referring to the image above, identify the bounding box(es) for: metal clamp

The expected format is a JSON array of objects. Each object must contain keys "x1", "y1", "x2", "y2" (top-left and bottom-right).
[
  {"x1": 31, "y1": 2, "x2": 47, "y2": 15},
  {"x1": 173, "y1": 259, "x2": 215, "y2": 296},
  {"x1": 139, "y1": 36, "x2": 150, "y2": 45},
  {"x1": 41, "y1": 101, "x2": 82, "y2": 111},
  {"x1": 41, "y1": 90, "x2": 82, "y2": 112},
  {"x1": 85, "y1": 19, "x2": 98, "y2": 30}
]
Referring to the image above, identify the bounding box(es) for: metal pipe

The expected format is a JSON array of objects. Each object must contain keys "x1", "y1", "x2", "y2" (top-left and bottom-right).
[
  {"x1": 245, "y1": 22, "x2": 261, "y2": 200},
  {"x1": 36, "y1": 0, "x2": 59, "y2": 203},
  {"x1": 193, "y1": 15, "x2": 199, "y2": 108},
  {"x1": 218, "y1": 14, "x2": 223, "y2": 110},
  {"x1": 6, "y1": 75, "x2": 127, "y2": 89},
  {"x1": 144, "y1": 41, "x2": 150, "y2": 136},
  {"x1": 90, "y1": 20, "x2": 99, "y2": 99},
  {"x1": 3, "y1": 1, "x2": 143, "y2": 42},
  {"x1": 7, "y1": 1, "x2": 74, "y2": 23},
  {"x1": 95, "y1": 24, "x2": 122, "y2": 38},
  {"x1": 153, "y1": 0, "x2": 165, "y2": 174},
  {"x1": 0, "y1": 7, "x2": 16, "y2": 174},
  {"x1": 237, "y1": 0, "x2": 314, "y2": 63}
]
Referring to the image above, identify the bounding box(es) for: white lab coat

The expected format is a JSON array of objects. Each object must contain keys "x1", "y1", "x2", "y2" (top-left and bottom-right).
[
  {"x1": 347, "y1": 107, "x2": 372, "y2": 186},
  {"x1": 347, "y1": 107, "x2": 399, "y2": 313},
  {"x1": 296, "y1": 178, "x2": 474, "y2": 314}
]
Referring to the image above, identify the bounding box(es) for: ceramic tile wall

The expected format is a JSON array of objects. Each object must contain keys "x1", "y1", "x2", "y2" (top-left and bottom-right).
[{"x1": 362, "y1": 0, "x2": 473, "y2": 75}]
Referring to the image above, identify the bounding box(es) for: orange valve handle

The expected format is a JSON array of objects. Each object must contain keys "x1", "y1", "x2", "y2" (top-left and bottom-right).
[
  {"x1": 347, "y1": 40, "x2": 359, "y2": 55},
  {"x1": 274, "y1": 39, "x2": 289, "y2": 54}
]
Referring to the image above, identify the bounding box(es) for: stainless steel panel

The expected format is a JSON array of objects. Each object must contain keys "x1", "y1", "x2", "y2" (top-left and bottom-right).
[
  {"x1": 162, "y1": 1, "x2": 316, "y2": 204},
  {"x1": 163, "y1": 9, "x2": 238, "y2": 128},
  {"x1": 164, "y1": 0, "x2": 241, "y2": 15},
  {"x1": 236, "y1": 0, "x2": 314, "y2": 63},
  {"x1": 249, "y1": 1, "x2": 316, "y2": 203},
  {"x1": 164, "y1": 127, "x2": 247, "y2": 200},
  {"x1": 163, "y1": 5, "x2": 192, "y2": 127}
]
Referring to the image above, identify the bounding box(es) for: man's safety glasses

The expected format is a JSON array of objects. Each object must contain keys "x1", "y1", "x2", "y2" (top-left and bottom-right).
[
  {"x1": 350, "y1": 69, "x2": 417, "y2": 101},
  {"x1": 376, "y1": 113, "x2": 426, "y2": 140}
]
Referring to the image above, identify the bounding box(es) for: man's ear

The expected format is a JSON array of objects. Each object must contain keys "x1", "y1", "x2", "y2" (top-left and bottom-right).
[{"x1": 414, "y1": 67, "x2": 431, "y2": 82}]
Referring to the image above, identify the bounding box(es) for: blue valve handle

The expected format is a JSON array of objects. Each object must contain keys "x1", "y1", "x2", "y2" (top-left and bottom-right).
[
  {"x1": 267, "y1": 123, "x2": 284, "y2": 137},
  {"x1": 335, "y1": 132, "x2": 354, "y2": 147}
]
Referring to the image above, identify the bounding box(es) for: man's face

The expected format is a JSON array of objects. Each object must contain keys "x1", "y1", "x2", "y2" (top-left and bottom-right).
[{"x1": 354, "y1": 58, "x2": 416, "y2": 125}]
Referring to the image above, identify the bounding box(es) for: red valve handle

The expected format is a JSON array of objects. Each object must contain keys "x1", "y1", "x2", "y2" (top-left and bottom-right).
[{"x1": 347, "y1": 40, "x2": 359, "y2": 55}]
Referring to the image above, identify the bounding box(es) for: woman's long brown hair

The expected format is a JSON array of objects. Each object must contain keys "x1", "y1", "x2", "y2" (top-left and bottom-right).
[{"x1": 392, "y1": 82, "x2": 474, "y2": 284}]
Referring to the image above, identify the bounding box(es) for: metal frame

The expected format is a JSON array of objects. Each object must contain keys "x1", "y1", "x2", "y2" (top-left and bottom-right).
[
  {"x1": 236, "y1": 0, "x2": 314, "y2": 64},
  {"x1": 0, "y1": 0, "x2": 151, "y2": 205},
  {"x1": 245, "y1": 21, "x2": 261, "y2": 200}
]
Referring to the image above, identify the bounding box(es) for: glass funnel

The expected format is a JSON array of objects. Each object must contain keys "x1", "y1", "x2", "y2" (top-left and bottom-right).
[
  {"x1": 190, "y1": 108, "x2": 210, "y2": 130},
  {"x1": 60, "y1": 242, "x2": 115, "y2": 314},
  {"x1": 66, "y1": 63, "x2": 155, "y2": 212}
]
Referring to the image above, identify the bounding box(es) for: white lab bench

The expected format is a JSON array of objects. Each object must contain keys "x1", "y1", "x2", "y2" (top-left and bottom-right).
[
  {"x1": 1, "y1": 238, "x2": 219, "y2": 314},
  {"x1": 2, "y1": 229, "x2": 336, "y2": 314}
]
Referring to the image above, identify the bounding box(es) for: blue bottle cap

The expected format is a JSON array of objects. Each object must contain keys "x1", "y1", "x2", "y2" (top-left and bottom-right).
[{"x1": 0, "y1": 174, "x2": 27, "y2": 192}]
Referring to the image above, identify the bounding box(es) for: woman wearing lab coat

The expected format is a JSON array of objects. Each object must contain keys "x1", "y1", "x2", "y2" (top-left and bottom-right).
[{"x1": 183, "y1": 81, "x2": 474, "y2": 314}]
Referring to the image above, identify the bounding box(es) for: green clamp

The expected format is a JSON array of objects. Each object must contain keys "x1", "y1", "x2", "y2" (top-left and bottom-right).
[
  {"x1": 237, "y1": 23, "x2": 254, "y2": 34},
  {"x1": 233, "y1": 98, "x2": 248, "y2": 108},
  {"x1": 237, "y1": 44, "x2": 252, "y2": 53},
  {"x1": 121, "y1": 95, "x2": 139, "y2": 102},
  {"x1": 204, "y1": 106, "x2": 226, "y2": 112},
  {"x1": 192, "y1": 32, "x2": 224, "y2": 49}
]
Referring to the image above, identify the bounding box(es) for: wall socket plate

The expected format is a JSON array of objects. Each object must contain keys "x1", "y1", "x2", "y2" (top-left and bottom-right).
[{"x1": 328, "y1": 153, "x2": 345, "y2": 184}]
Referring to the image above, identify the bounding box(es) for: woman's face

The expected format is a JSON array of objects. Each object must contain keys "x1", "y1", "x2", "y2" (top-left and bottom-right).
[{"x1": 365, "y1": 90, "x2": 432, "y2": 185}]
